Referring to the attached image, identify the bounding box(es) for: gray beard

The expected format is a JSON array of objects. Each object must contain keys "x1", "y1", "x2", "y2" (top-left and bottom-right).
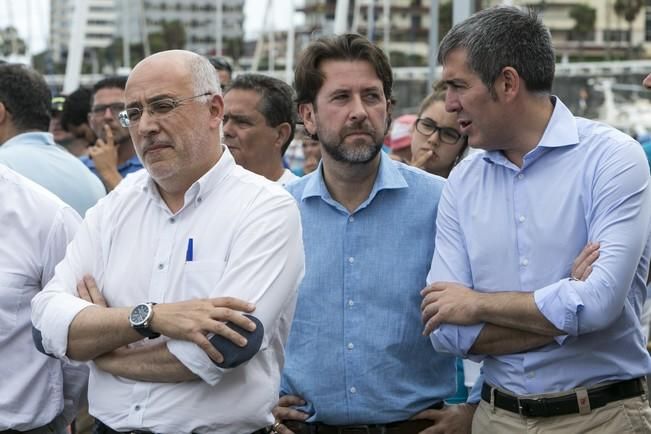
[{"x1": 319, "y1": 137, "x2": 383, "y2": 165}]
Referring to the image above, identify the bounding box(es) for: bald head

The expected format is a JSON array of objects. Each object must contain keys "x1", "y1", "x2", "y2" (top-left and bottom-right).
[{"x1": 128, "y1": 50, "x2": 220, "y2": 97}]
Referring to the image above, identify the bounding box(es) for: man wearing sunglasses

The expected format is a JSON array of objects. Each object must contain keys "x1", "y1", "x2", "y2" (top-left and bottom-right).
[
  {"x1": 32, "y1": 50, "x2": 304, "y2": 434},
  {"x1": 82, "y1": 76, "x2": 143, "y2": 191}
]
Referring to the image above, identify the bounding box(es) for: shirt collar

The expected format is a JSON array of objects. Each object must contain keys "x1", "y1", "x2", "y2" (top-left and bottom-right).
[
  {"x1": 301, "y1": 151, "x2": 408, "y2": 210},
  {"x1": 2, "y1": 131, "x2": 54, "y2": 148},
  {"x1": 143, "y1": 145, "x2": 235, "y2": 211},
  {"x1": 483, "y1": 96, "x2": 579, "y2": 165}
]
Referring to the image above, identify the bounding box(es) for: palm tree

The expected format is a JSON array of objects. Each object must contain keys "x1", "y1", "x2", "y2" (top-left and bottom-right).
[
  {"x1": 613, "y1": 0, "x2": 643, "y2": 58},
  {"x1": 569, "y1": 4, "x2": 596, "y2": 61}
]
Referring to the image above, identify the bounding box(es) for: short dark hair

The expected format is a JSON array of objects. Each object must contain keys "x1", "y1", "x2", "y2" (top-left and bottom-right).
[
  {"x1": 226, "y1": 73, "x2": 297, "y2": 155},
  {"x1": 208, "y1": 56, "x2": 232, "y2": 75},
  {"x1": 61, "y1": 87, "x2": 92, "y2": 131},
  {"x1": 92, "y1": 76, "x2": 127, "y2": 99},
  {"x1": 294, "y1": 33, "x2": 393, "y2": 106},
  {"x1": 0, "y1": 63, "x2": 51, "y2": 132},
  {"x1": 438, "y1": 6, "x2": 555, "y2": 95}
]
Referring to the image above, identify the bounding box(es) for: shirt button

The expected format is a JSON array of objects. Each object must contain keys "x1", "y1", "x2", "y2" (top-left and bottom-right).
[
  {"x1": 349, "y1": 216, "x2": 355, "y2": 222},
  {"x1": 347, "y1": 342, "x2": 354, "y2": 350},
  {"x1": 158, "y1": 263, "x2": 164, "y2": 270},
  {"x1": 521, "y1": 258, "x2": 529, "y2": 266},
  {"x1": 134, "y1": 404, "x2": 141, "y2": 411},
  {"x1": 350, "y1": 386, "x2": 357, "y2": 394},
  {"x1": 197, "y1": 197, "x2": 203, "y2": 203},
  {"x1": 519, "y1": 215, "x2": 526, "y2": 223},
  {"x1": 348, "y1": 299, "x2": 354, "y2": 307},
  {"x1": 348, "y1": 257, "x2": 355, "y2": 264},
  {"x1": 518, "y1": 173, "x2": 524, "y2": 179},
  {"x1": 169, "y1": 217, "x2": 175, "y2": 223}
]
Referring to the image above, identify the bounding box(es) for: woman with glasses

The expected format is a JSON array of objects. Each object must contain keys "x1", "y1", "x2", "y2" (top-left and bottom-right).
[{"x1": 410, "y1": 84, "x2": 469, "y2": 178}]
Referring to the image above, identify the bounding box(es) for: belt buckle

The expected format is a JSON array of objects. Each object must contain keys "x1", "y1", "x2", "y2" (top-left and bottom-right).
[{"x1": 517, "y1": 397, "x2": 548, "y2": 418}]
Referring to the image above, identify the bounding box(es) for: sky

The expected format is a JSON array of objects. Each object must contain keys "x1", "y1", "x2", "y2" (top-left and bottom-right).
[{"x1": 1, "y1": 0, "x2": 304, "y2": 54}]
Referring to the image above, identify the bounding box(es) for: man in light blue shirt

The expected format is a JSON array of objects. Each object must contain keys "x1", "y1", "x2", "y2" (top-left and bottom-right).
[
  {"x1": 422, "y1": 7, "x2": 651, "y2": 433},
  {"x1": 0, "y1": 64, "x2": 105, "y2": 216},
  {"x1": 272, "y1": 33, "x2": 475, "y2": 434}
]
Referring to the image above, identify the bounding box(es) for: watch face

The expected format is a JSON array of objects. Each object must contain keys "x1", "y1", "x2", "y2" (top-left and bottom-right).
[{"x1": 130, "y1": 304, "x2": 150, "y2": 326}]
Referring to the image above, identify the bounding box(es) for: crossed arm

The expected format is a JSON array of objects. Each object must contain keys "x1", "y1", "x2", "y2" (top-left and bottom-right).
[
  {"x1": 421, "y1": 242, "x2": 599, "y2": 356},
  {"x1": 69, "y1": 275, "x2": 256, "y2": 382}
]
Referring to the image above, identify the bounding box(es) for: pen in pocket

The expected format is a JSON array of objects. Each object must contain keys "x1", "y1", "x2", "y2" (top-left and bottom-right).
[{"x1": 186, "y1": 238, "x2": 194, "y2": 262}]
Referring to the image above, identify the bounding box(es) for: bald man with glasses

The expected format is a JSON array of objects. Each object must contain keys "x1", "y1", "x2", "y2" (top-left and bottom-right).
[{"x1": 32, "y1": 49, "x2": 304, "y2": 434}]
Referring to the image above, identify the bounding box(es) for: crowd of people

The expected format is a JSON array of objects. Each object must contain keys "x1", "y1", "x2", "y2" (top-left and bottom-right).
[{"x1": 2, "y1": 5, "x2": 651, "y2": 434}]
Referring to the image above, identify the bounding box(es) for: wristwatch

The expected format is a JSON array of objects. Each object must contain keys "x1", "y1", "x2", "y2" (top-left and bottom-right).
[{"x1": 129, "y1": 302, "x2": 160, "y2": 339}]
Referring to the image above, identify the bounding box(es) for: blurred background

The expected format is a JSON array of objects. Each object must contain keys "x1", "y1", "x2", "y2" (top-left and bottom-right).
[{"x1": 2, "y1": 0, "x2": 651, "y2": 135}]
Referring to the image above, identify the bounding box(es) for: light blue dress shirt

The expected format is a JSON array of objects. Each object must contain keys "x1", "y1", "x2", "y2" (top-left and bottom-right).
[
  {"x1": 0, "y1": 132, "x2": 105, "y2": 216},
  {"x1": 281, "y1": 152, "x2": 456, "y2": 424},
  {"x1": 80, "y1": 153, "x2": 143, "y2": 178},
  {"x1": 428, "y1": 97, "x2": 651, "y2": 396}
]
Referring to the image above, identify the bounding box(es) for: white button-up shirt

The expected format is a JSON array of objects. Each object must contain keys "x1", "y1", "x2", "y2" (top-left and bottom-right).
[
  {"x1": 0, "y1": 165, "x2": 86, "y2": 431},
  {"x1": 32, "y1": 149, "x2": 305, "y2": 434}
]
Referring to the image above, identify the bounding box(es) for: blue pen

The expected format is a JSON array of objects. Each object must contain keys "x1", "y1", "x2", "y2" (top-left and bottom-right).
[{"x1": 185, "y1": 238, "x2": 194, "y2": 261}]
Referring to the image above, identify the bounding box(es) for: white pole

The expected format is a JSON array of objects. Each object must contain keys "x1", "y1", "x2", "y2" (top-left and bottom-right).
[
  {"x1": 334, "y1": 0, "x2": 350, "y2": 35},
  {"x1": 215, "y1": 0, "x2": 223, "y2": 55},
  {"x1": 351, "y1": 0, "x2": 361, "y2": 33},
  {"x1": 367, "y1": 0, "x2": 375, "y2": 41},
  {"x1": 122, "y1": 0, "x2": 131, "y2": 69},
  {"x1": 382, "y1": 0, "x2": 389, "y2": 51},
  {"x1": 453, "y1": 0, "x2": 473, "y2": 25},
  {"x1": 427, "y1": 0, "x2": 439, "y2": 87},
  {"x1": 284, "y1": 0, "x2": 295, "y2": 84},
  {"x1": 251, "y1": 0, "x2": 271, "y2": 72},
  {"x1": 139, "y1": 0, "x2": 150, "y2": 57},
  {"x1": 63, "y1": 0, "x2": 89, "y2": 93},
  {"x1": 269, "y1": 0, "x2": 275, "y2": 72}
]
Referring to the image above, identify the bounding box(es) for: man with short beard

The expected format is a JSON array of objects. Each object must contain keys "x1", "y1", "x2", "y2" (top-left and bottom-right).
[
  {"x1": 270, "y1": 33, "x2": 476, "y2": 434},
  {"x1": 82, "y1": 76, "x2": 143, "y2": 191}
]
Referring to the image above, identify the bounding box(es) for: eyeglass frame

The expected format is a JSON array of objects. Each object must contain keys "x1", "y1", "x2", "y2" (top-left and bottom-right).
[
  {"x1": 414, "y1": 117, "x2": 463, "y2": 144},
  {"x1": 90, "y1": 102, "x2": 126, "y2": 117},
  {"x1": 118, "y1": 92, "x2": 213, "y2": 128}
]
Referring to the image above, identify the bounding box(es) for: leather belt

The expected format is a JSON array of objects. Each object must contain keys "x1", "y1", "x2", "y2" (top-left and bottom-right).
[
  {"x1": 283, "y1": 420, "x2": 434, "y2": 434},
  {"x1": 279, "y1": 401, "x2": 444, "y2": 434},
  {"x1": 481, "y1": 377, "x2": 645, "y2": 418}
]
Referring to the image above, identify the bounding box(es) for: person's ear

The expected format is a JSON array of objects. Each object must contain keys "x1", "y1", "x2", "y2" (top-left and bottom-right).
[
  {"x1": 496, "y1": 66, "x2": 520, "y2": 102},
  {"x1": 273, "y1": 122, "x2": 292, "y2": 152},
  {"x1": 299, "y1": 103, "x2": 316, "y2": 136},
  {"x1": 209, "y1": 93, "x2": 224, "y2": 126}
]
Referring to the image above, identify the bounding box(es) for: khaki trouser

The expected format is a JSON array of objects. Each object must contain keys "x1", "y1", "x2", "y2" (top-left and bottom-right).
[{"x1": 472, "y1": 394, "x2": 651, "y2": 433}]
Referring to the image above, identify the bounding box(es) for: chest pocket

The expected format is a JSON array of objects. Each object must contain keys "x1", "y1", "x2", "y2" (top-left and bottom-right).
[
  {"x1": 181, "y1": 260, "x2": 227, "y2": 300},
  {"x1": 0, "y1": 273, "x2": 28, "y2": 339}
]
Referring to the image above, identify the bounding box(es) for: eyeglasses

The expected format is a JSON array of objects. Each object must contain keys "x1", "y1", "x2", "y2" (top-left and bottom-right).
[
  {"x1": 91, "y1": 102, "x2": 126, "y2": 117},
  {"x1": 415, "y1": 118, "x2": 462, "y2": 144},
  {"x1": 118, "y1": 92, "x2": 212, "y2": 128}
]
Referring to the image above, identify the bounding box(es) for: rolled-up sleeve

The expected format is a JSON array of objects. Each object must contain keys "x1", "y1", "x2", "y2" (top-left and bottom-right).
[
  {"x1": 32, "y1": 204, "x2": 105, "y2": 360},
  {"x1": 534, "y1": 141, "x2": 651, "y2": 339},
  {"x1": 168, "y1": 193, "x2": 305, "y2": 385},
  {"x1": 427, "y1": 181, "x2": 486, "y2": 359}
]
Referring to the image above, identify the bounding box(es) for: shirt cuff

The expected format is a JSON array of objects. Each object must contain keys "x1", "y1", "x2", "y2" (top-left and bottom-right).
[
  {"x1": 430, "y1": 323, "x2": 485, "y2": 360},
  {"x1": 534, "y1": 279, "x2": 584, "y2": 342},
  {"x1": 466, "y1": 372, "x2": 483, "y2": 404},
  {"x1": 166, "y1": 340, "x2": 225, "y2": 386},
  {"x1": 36, "y1": 294, "x2": 95, "y2": 361}
]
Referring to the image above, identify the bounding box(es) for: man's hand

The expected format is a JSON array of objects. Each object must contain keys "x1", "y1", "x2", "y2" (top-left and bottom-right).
[
  {"x1": 89, "y1": 124, "x2": 122, "y2": 190},
  {"x1": 271, "y1": 395, "x2": 309, "y2": 434},
  {"x1": 411, "y1": 403, "x2": 476, "y2": 434},
  {"x1": 571, "y1": 242, "x2": 599, "y2": 281},
  {"x1": 421, "y1": 282, "x2": 481, "y2": 335},
  {"x1": 77, "y1": 275, "x2": 109, "y2": 307},
  {"x1": 151, "y1": 298, "x2": 257, "y2": 364}
]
